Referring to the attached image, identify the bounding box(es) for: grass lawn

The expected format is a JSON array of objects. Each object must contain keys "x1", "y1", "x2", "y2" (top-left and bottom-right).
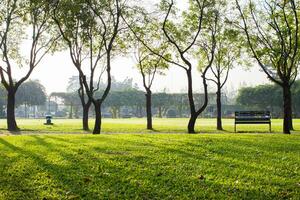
[
  {"x1": 0, "y1": 118, "x2": 299, "y2": 134},
  {"x1": 0, "y1": 119, "x2": 299, "y2": 199}
]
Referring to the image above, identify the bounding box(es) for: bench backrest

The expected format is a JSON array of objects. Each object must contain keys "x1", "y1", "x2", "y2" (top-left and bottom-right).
[{"x1": 235, "y1": 111, "x2": 271, "y2": 120}]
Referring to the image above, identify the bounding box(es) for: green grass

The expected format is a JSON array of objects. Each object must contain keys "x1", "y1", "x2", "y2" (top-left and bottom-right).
[
  {"x1": 0, "y1": 118, "x2": 299, "y2": 134},
  {"x1": 0, "y1": 134, "x2": 299, "y2": 199},
  {"x1": 0, "y1": 119, "x2": 299, "y2": 199}
]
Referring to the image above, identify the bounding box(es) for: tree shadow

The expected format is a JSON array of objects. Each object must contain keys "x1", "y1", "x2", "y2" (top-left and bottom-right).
[
  {"x1": 0, "y1": 135, "x2": 298, "y2": 199},
  {"x1": 0, "y1": 136, "x2": 162, "y2": 199}
]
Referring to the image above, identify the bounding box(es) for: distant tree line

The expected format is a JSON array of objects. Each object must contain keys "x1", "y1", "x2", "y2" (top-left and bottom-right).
[
  {"x1": 0, "y1": 80, "x2": 47, "y2": 118},
  {"x1": 50, "y1": 78, "x2": 219, "y2": 119},
  {"x1": 236, "y1": 80, "x2": 300, "y2": 118},
  {"x1": 2, "y1": 77, "x2": 300, "y2": 132}
]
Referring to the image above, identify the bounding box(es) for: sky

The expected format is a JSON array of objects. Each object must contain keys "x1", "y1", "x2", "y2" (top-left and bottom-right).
[
  {"x1": 24, "y1": 52, "x2": 270, "y2": 95},
  {"x1": 11, "y1": 0, "x2": 272, "y2": 95}
]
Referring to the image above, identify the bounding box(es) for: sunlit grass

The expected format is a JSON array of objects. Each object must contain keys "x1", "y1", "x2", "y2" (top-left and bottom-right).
[
  {"x1": 0, "y1": 134, "x2": 299, "y2": 199},
  {"x1": 0, "y1": 118, "x2": 299, "y2": 134},
  {"x1": 0, "y1": 119, "x2": 299, "y2": 199}
]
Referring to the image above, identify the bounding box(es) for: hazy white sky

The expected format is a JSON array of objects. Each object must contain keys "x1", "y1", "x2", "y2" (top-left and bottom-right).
[
  {"x1": 12, "y1": 0, "x2": 271, "y2": 94},
  {"x1": 24, "y1": 52, "x2": 270, "y2": 95}
]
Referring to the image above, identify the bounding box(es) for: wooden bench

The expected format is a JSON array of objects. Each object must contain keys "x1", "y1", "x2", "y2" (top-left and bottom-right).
[{"x1": 235, "y1": 111, "x2": 271, "y2": 132}]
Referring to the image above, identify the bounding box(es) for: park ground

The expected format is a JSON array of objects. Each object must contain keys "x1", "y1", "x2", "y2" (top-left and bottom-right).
[{"x1": 0, "y1": 118, "x2": 299, "y2": 199}]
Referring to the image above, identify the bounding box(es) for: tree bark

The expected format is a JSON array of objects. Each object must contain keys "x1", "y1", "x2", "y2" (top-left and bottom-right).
[
  {"x1": 216, "y1": 84, "x2": 223, "y2": 130},
  {"x1": 7, "y1": 88, "x2": 19, "y2": 131},
  {"x1": 186, "y1": 68, "x2": 209, "y2": 133},
  {"x1": 283, "y1": 84, "x2": 293, "y2": 134},
  {"x1": 93, "y1": 102, "x2": 102, "y2": 134},
  {"x1": 188, "y1": 114, "x2": 197, "y2": 134},
  {"x1": 145, "y1": 89, "x2": 153, "y2": 130},
  {"x1": 82, "y1": 101, "x2": 91, "y2": 131},
  {"x1": 187, "y1": 69, "x2": 197, "y2": 134}
]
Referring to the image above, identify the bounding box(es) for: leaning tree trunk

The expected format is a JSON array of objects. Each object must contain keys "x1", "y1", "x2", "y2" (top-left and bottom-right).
[
  {"x1": 216, "y1": 85, "x2": 223, "y2": 130},
  {"x1": 186, "y1": 68, "x2": 209, "y2": 134},
  {"x1": 145, "y1": 89, "x2": 153, "y2": 130},
  {"x1": 82, "y1": 100, "x2": 92, "y2": 131},
  {"x1": 93, "y1": 101, "x2": 102, "y2": 134},
  {"x1": 283, "y1": 84, "x2": 293, "y2": 134},
  {"x1": 7, "y1": 88, "x2": 19, "y2": 131}
]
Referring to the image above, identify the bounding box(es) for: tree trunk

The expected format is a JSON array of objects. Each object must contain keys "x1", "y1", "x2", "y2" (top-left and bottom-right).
[
  {"x1": 188, "y1": 114, "x2": 197, "y2": 134},
  {"x1": 7, "y1": 89, "x2": 19, "y2": 131},
  {"x1": 186, "y1": 69, "x2": 197, "y2": 134},
  {"x1": 93, "y1": 102, "x2": 102, "y2": 134},
  {"x1": 283, "y1": 84, "x2": 293, "y2": 134},
  {"x1": 82, "y1": 101, "x2": 91, "y2": 131},
  {"x1": 216, "y1": 85, "x2": 223, "y2": 130},
  {"x1": 145, "y1": 90, "x2": 153, "y2": 130}
]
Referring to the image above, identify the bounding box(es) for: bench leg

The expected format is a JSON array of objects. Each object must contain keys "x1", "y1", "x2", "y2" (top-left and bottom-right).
[
  {"x1": 234, "y1": 124, "x2": 236, "y2": 133},
  {"x1": 269, "y1": 123, "x2": 271, "y2": 133}
]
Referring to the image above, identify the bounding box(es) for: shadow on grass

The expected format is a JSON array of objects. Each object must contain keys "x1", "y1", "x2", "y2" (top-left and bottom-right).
[
  {"x1": 0, "y1": 136, "x2": 167, "y2": 199},
  {"x1": 1, "y1": 136, "x2": 298, "y2": 199}
]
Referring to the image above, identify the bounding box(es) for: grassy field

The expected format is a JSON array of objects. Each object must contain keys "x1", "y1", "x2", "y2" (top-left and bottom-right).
[
  {"x1": 0, "y1": 118, "x2": 299, "y2": 134},
  {"x1": 0, "y1": 119, "x2": 299, "y2": 199}
]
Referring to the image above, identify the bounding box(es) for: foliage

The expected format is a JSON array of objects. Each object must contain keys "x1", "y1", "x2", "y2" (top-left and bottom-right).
[
  {"x1": 0, "y1": 0, "x2": 58, "y2": 84},
  {"x1": 235, "y1": 0, "x2": 299, "y2": 85},
  {"x1": 236, "y1": 80, "x2": 300, "y2": 117},
  {"x1": 199, "y1": 0, "x2": 243, "y2": 85},
  {"x1": 16, "y1": 80, "x2": 47, "y2": 106},
  {"x1": 50, "y1": 92, "x2": 80, "y2": 107}
]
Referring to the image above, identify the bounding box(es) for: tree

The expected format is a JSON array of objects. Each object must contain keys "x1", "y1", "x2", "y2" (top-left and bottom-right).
[
  {"x1": 236, "y1": 0, "x2": 299, "y2": 134},
  {"x1": 78, "y1": 0, "x2": 123, "y2": 134},
  {"x1": 52, "y1": 0, "x2": 99, "y2": 131},
  {"x1": 134, "y1": 41, "x2": 169, "y2": 129},
  {"x1": 66, "y1": 75, "x2": 91, "y2": 129},
  {"x1": 121, "y1": 9, "x2": 170, "y2": 127},
  {"x1": 236, "y1": 84, "x2": 282, "y2": 115},
  {"x1": 0, "y1": 0, "x2": 58, "y2": 131},
  {"x1": 128, "y1": 13, "x2": 170, "y2": 129},
  {"x1": 16, "y1": 80, "x2": 47, "y2": 118},
  {"x1": 202, "y1": 2, "x2": 241, "y2": 130},
  {"x1": 125, "y1": 0, "x2": 218, "y2": 133}
]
